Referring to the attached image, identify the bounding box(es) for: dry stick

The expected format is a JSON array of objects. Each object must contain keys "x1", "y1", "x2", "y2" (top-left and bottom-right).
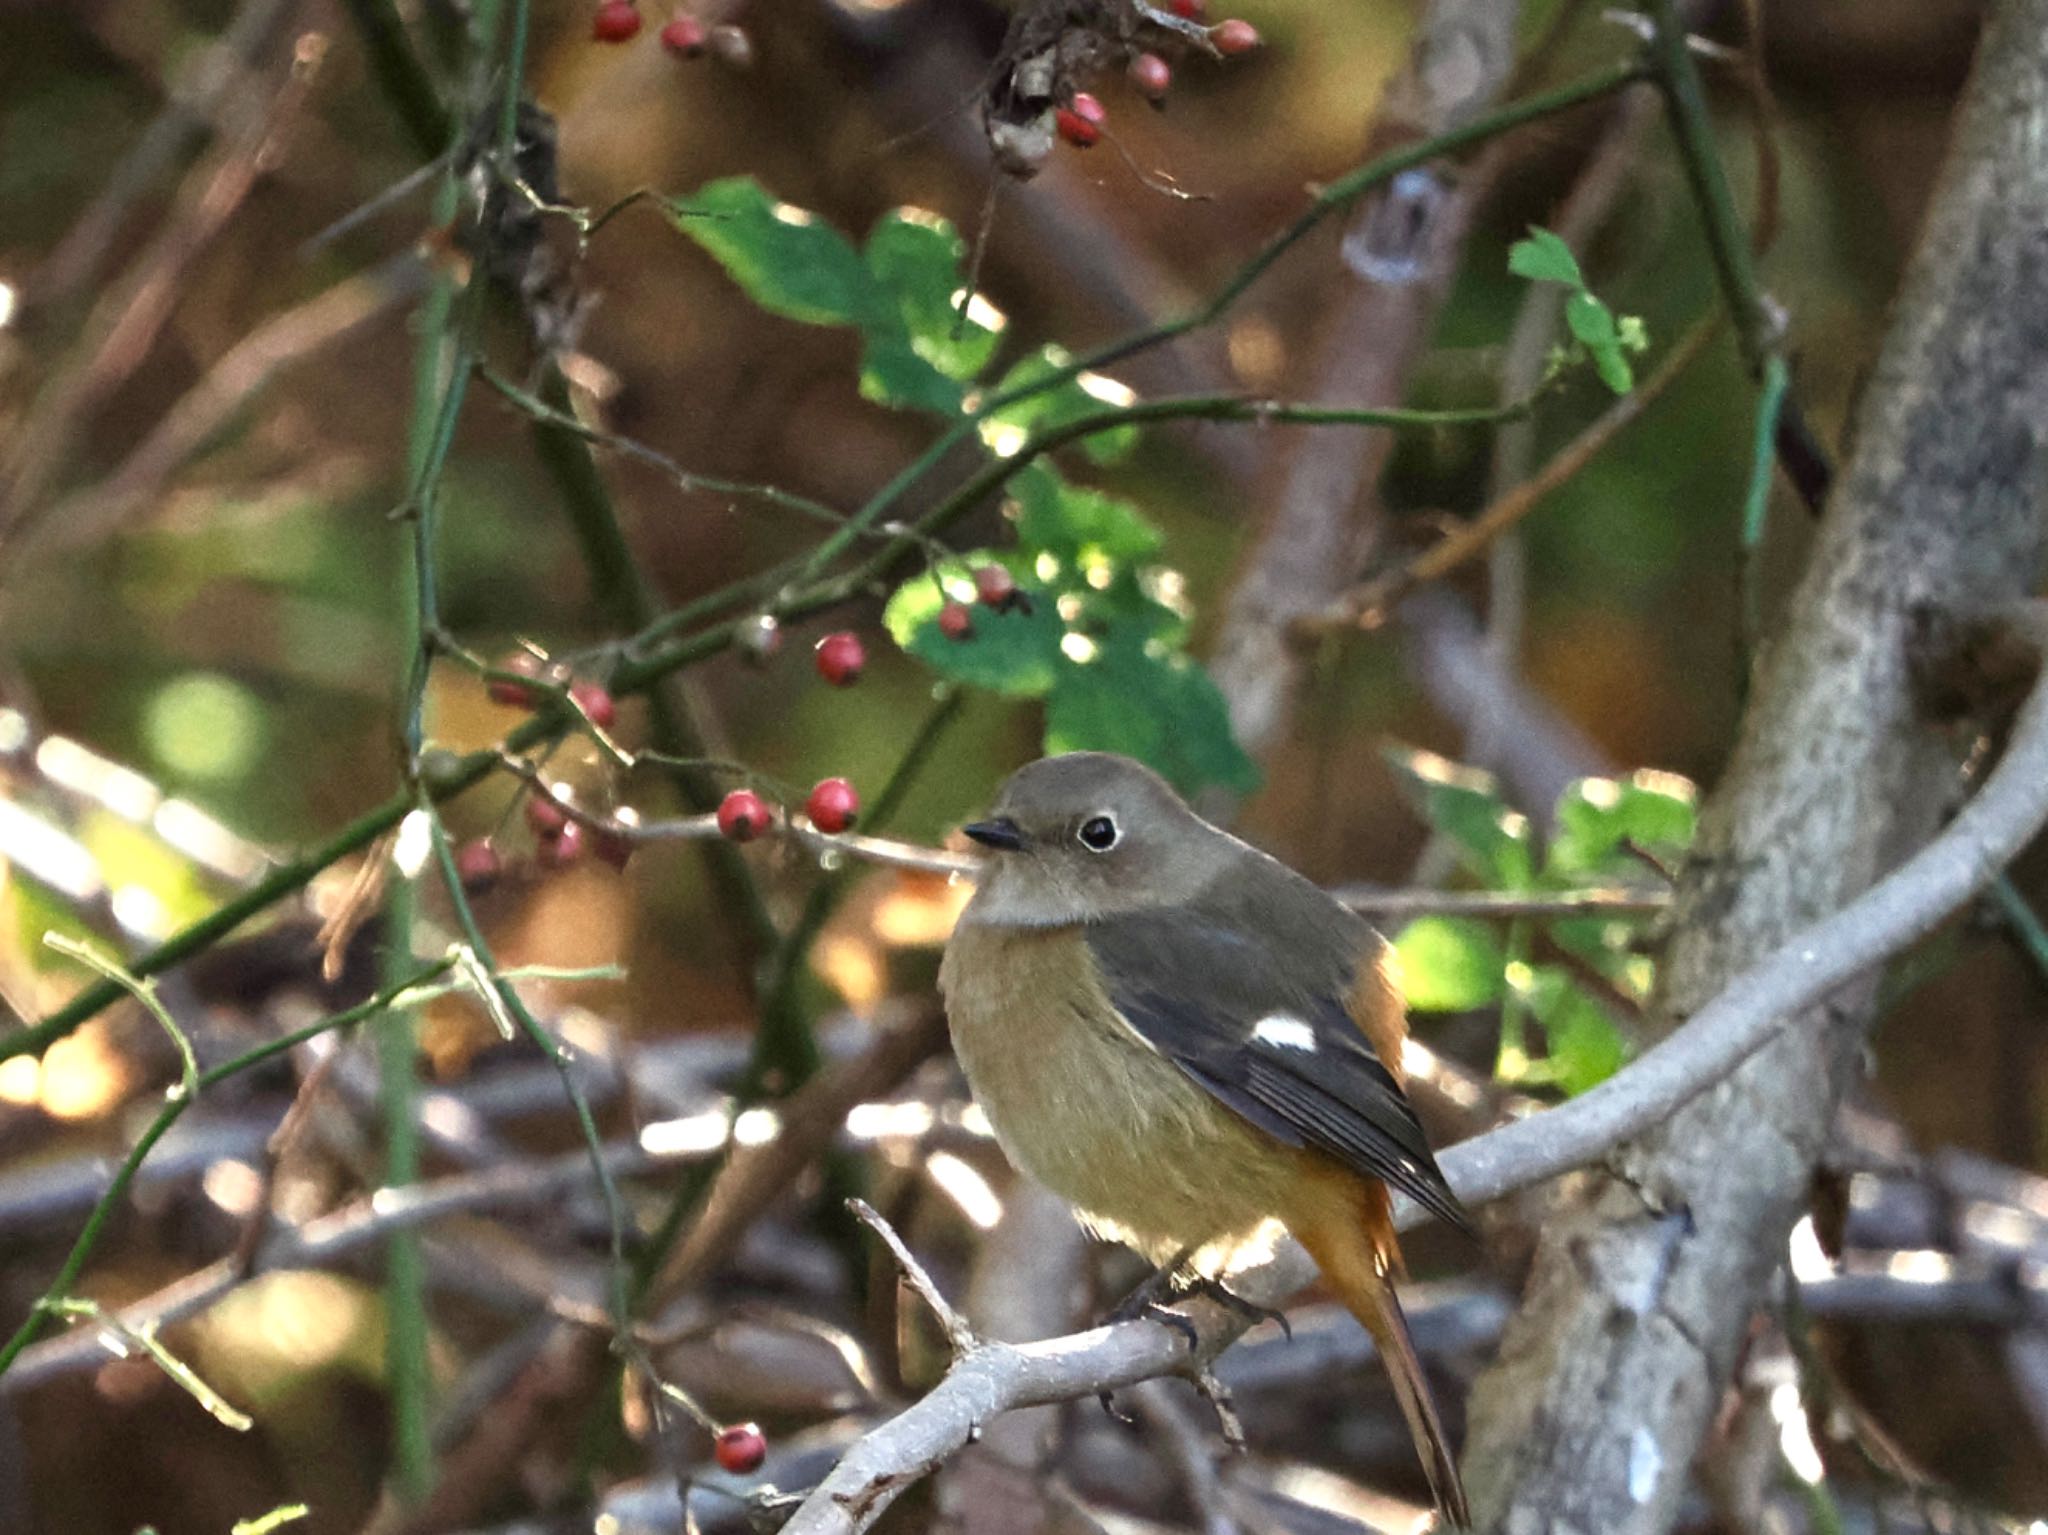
[
  {"x1": 25, "y1": 0, "x2": 301, "y2": 309},
  {"x1": 0, "y1": 958, "x2": 454, "y2": 1382},
  {"x1": 499, "y1": 756, "x2": 1678, "y2": 911},
  {"x1": 1305, "y1": 312, "x2": 1720, "y2": 636},
  {"x1": 848, "y1": 1199, "x2": 978, "y2": 1357},
  {"x1": 640, "y1": 1006, "x2": 950, "y2": 1310},
  {"x1": 24, "y1": 255, "x2": 432, "y2": 565},
  {"x1": 1, "y1": 1128, "x2": 681, "y2": 1394},
  {"x1": 0, "y1": 32, "x2": 328, "y2": 542},
  {"x1": 371, "y1": 1008, "x2": 952, "y2": 1535},
  {"x1": 779, "y1": 673, "x2": 2048, "y2": 1535}
]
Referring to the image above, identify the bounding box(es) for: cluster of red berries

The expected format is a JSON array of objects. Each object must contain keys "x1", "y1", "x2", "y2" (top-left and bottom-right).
[
  {"x1": 451, "y1": 790, "x2": 638, "y2": 887},
  {"x1": 1054, "y1": 3, "x2": 1263, "y2": 149},
  {"x1": 590, "y1": 2, "x2": 753, "y2": 66},
  {"x1": 487, "y1": 653, "x2": 618, "y2": 730},
  {"x1": 715, "y1": 775, "x2": 858, "y2": 840}
]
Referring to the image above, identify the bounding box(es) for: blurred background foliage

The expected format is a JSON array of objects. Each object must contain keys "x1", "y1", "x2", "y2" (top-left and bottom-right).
[{"x1": 2, "y1": 0, "x2": 2044, "y2": 1531}]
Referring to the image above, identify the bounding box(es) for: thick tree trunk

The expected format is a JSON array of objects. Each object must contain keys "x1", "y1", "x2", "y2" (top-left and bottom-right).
[{"x1": 1459, "y1": 3, "x2": 2048, "y2": 1531}]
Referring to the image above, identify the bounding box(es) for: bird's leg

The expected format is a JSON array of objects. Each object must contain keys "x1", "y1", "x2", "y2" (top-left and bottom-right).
[
  {"x1": 1098, "y1": 1247, "x2": 1203, "y2": 1420},
  {"x1": 1102, "y1": 1246, "x2": 1202, "y2": 1348}
]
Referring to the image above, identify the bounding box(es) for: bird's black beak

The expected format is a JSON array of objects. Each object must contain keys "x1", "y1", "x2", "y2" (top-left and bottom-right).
[{"x1": 963, "y1": 817, "x2": 1025, "y2": 852}]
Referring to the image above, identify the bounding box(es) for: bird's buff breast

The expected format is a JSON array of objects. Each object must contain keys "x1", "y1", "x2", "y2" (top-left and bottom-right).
[{"x1": 939, "y1": 920, "x2": 1292, "y2": 1270}]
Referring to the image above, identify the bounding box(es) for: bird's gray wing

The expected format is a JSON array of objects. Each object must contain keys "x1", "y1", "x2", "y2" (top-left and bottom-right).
[{"x1": 1083, "y1": 896, "x2": 1469, "y2": 1233}]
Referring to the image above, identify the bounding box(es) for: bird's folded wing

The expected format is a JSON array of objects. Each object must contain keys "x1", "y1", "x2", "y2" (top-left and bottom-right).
[{"x1": 1083, "y1": 906, "x2": 1470, "y2": 1233}]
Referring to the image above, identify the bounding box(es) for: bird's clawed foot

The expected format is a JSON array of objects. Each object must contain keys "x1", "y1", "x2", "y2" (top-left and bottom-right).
[{"x1": 1181, "y1": 1274, "x2": 1292, "y2": 1340}]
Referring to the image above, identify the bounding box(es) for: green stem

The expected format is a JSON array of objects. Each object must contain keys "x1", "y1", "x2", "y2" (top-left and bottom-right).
[
  {"x1": 378, "y1": 876, "x2": 433, "y2": 1502},
  {"x1": 790, "y1": 61, "x2": 1645, "y2": 584},
  {"x1": 0, "y1": 961, "x2": 454, "y2": 1381},
  {"x1": 424, "y1": 807, "x2": 634, "y2": 1331},
  {"x1": 1989, "y1": 874, "x2": 2048, "y2": 982},
  {"x1": 979, "y1": 64, "x2": 1647, "y2": 421},
  {"x1": 478, "y1": 366, "x2": 859, "y2": 536},
  {"x1": 335, "y1": 0, "x2": 450, "y2": 160},
  {"x1": 1642, "y1": 0, "x2": 1774, "y2": 374},
  {"x1": 749, "y1": 687, "x2": 964, "y2": 1091},
  {"x1": 527, "y1": 366, "x2": 781, "y2": 970},
  {"x1": 1737, "y1": 352, "x2": 1788, "y2": 680},
  {"x1": 381, "y1": 116, "x2": 472, "y2": 1501}
]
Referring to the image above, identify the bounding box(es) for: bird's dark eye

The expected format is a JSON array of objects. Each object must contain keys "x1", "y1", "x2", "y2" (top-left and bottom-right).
[{"x1": 1078, "y1": 815, "x2": 1119, "y2": 852}]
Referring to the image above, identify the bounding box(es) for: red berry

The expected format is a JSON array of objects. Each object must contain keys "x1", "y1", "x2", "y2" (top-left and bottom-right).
[
  {"x1": 708, "y1": 23, "x2": 753, "y2": 68},
  {"x1": 972, "y1": 565, "x2": 1017, "y2": 608},
  {"x1": 592, "y1": 1, "x2": 642, "y2": 42},
  {"x1": 660, "y1": 13, "x2": 707, "y2": 55},
  {"x1": 525, "y1": 790, "x2": 571, "y2": 839},
  {"x1": 454, "y1": 839, "x2": 503, "y2": 888},
  {"x1": 1057, "y1": 93, "x2": 1106, "y2": 149},
  {"x1": 805, "y1": 778, "x2": 859, "y2": 835},
  {"x1": 488, "y1": 652, "x2": 543, "y2": 709},
  {"x1": 538, "y1": 820, "x2": 586, "y2": 867},
  {"x1": 1129, "y1": 52, "x2": 1172, "y2": 101},
  {"x1": 1170, "y1": 0, "x2": 1206, "y2": 17},
  {"x1": 814, "y1": 631, "x2": 866, "y2": 687},
  {"x1": 938, "y1": 601, "x2": 975, "y2": 641},
  {"x1": 571, "y1": 681, "x2": 616, "y2": 730},
  {"x1": 717, "y1": 789, "x2": 774, "y2": 843},
  {"x1": 1056, "y1": 109, "x2": 1100, "y2": 149},
  {"x1": 1210, "y1": 18, "x2": 1261, "y2": 54},
  {"x1": 714, "y1": 1421, "x2": 766, "y2": 1474}
]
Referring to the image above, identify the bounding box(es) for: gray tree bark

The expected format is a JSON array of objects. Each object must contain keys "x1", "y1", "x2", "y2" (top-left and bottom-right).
[{"x1": 1459, "y1": 3, "x2": 2048, "y2": 1531}]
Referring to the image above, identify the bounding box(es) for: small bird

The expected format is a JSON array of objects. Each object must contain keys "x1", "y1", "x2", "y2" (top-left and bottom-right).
[{"x1": 940, "y1": 751, "x2": 1472, "y2": 1524}]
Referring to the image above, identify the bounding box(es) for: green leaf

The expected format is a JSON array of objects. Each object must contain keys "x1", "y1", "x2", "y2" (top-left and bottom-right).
[
  {"x1": 1565, "y1": 290, "x2": 1633, "y2": 394},
  {"x1": 1549, "y1": 770, "x2": 1697, "y2": 876},
  {"x1": 671, "y1": 182, "x2": 975, "y2": 413},
  {"x1": 1392, "y1": 917, "x2": 1507, "y2": 1011},
  {"x1": 884, "y1": 556, "x2": 1064, "y2": 696},
  {"x1": 859, "y1": 331, "x2": 965, "y2": 415},
  {"x1": 984, "y1": 347, "x2": 1140, "y2": 464},
  {"x1": 1522, "y1": 967, "x2": 1628, "y2": 1093},
  {"x1": 1045, "y1": 632, "x2": 1258, "y2": 795},
  {"x1": 670, "y1": 177, "x2": 877, "y2": 328},
  {"x1": 1508, "y1": 226, "x2": 1584, "y2": 287},
  {"x1": 1009, "y1": 462, "x2": 1163, "y2": 566},
  {"x1": 864, "y1": 209, "x2": 1003, "y2": 383},
  {"x1": 1383, "y1": 745, "x2": 1536, "y2": 888}
]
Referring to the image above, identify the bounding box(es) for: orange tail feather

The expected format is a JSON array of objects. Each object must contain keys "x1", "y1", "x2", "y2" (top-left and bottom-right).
[{"x1": 1295, "y1": 1199, "x2": 1471, "y2": 1528}]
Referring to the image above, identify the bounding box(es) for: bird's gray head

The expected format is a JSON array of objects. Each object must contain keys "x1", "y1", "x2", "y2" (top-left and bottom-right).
[{"x1": 959, "y1": 752, "x2": 1237, "y2": 927}]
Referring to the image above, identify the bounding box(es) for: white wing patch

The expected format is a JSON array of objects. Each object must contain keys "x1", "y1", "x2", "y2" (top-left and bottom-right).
[{"x1": 1250, "y1": 1014, "x2": 1318, "y2": 1053}]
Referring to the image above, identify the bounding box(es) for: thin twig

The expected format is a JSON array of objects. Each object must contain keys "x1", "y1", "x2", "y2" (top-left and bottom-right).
[
  {"x1": 0, "y1": 959, "x2": 453, "y2": 1380},
  {"x1": 1303, "y1": 312, "x2": 1720, "y2": 635},
  {"x1": 1334, "y1": 886, "x2": 1668, "y2": 920},
  {"x1": 849, "y1": 1198, "x2": 978, "y2": 1357},
  {"x1": 0, "y1": 33, "x2": 329, "y2": 542},
  {"x1": 25, "y1": 256, "x2": 430, "y2": 565}
]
